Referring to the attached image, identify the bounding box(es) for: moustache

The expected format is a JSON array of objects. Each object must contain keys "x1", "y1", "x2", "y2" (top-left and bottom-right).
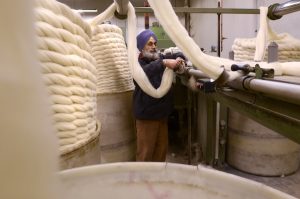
[{"x1": 141, "y1": 51, "x2": 160, "y2": 61}]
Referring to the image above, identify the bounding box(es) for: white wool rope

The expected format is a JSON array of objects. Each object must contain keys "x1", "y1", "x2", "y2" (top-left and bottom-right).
[
  {"x1": 89, "y1": 3, "x2": 117, "y2": 27},
  {"x1": 147, "y1": 1, "x2": 300, "y2": 77},
  {"x1": 127, "y1": 3, "x2": 175, "y2": 98},
  {"x1": 35, "y1": 7, "x2": 90, "y2": 43},
  {"x1": 91, "y1": 24, "x2": 134, "y2": 94},
  {"x1": 38, "y1": 50, "x2": 97, "y2": 77},
  {"x1": 147, "y1": 0, "x2": 226, "y2": 80},
  {"x1": 36, "y1": 21, "x2": 90, "y2": 52},
  {"x1": 35, "y1": 0, "x2": 99, "y2": 155},
  {"x1": 37, "y1": 37, "x2": 95, "y2": 68},
  {"x1": 254, "y1": 7, "x2": 269, "y2": 61}
]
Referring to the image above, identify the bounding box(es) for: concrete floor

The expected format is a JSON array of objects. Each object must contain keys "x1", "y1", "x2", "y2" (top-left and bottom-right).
[
  {"x1": 223, "y1": 165, "x2": 300, "y2": 198},
  {"x1": 167, "y1": 147, "x2": 300, "y2": 198}
]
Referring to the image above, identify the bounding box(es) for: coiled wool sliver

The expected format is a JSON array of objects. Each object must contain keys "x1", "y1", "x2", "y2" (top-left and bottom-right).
[
  {"x1": 41, "y1": 62, "x2": 69, "y2": 76},
  {"x1": 48, "y1": 85, "x2": 73, "y2": 96},
  {"x1": 43, "y1": 73, "x2": 72, "y2": 86},
  {"x1": 58, "y1": 137, "x2": 77, "y2": 146},
  {"x1": 92, "y1": 44, "x2": 127, "y2": 53},
  {"x1": 53, "y1": 113, "x2": 76, "y2": 122},
  {"x1": 91, "y1": 23, "x2": 134, "y2": 94},
  {"x1": 55, "y1": 122, "x2": 77, "y2": 131},
  {"x1": 38, "y1": 49, "x2": 97, "y2": 75},
  {"x1": 35, "y1": 0, "x2": 91, "y2": 36},
  {"x1": 36, "y1": 21, "x2": 90, "y2": 52},
  {"x1": 70, "y1": 95, "x2": 86, "y2": 104},
  {"x1": 67, "y1": 76, "x2": 87, "y2": 87},
  {"x1": 72, "y1": 104, "x2": 88, "y2": 112},
  {"x1": 73, "y1": 119, "x2": 88, "y2": 127},
  {"x1": 68, "y1": 86, "x2": 88, "y2": 96},
  {"x1": 38, "y1": 50, "x2": 73, "y2": 67},
  {"x1": 92, "y1": 23, "x2": 122, "y2": 35},
  {"x1": 35, "y1": 7, "x2": 90, "y2": 42},
  {"x1": 57, "y1": 130, "x2": 77, "y2": 139},
  {"x1": 92, "y1": 34, "x2": 125, "y2": 43},
  {"x1": 37, "y1": 36, "x2": 94, "y2": 64},
  {"x1": 92, "y1": 51, "x2": 128, "y2": 59},
  {"x1": 51, "y1": 95, "x2": 73, "y2": 105},
  {"x1": 35, "y1": 0, "x2": 99, "y2": 155},
  {"x1": 52, "y1": 104, "x2": 76, "y2": 113},
  {"x1": 233, "y1": 34, "x2": 300, "y2": 62},
  {"x1": 74, "y1": 111, "x2": 88, "y2": 119},
  {"x1": 92, "y1": 47, "x2": 127, "y2": 57},
  {"x1": 75, "y1": 126, "x2": 89, "y2": 135}
]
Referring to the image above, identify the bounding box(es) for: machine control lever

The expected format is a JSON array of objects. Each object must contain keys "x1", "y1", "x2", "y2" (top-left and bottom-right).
[{"x1": 231, "y1": 63, "x2": 274, "y2": 79}]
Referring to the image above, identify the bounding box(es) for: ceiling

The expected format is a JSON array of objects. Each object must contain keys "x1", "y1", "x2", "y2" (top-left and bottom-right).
[
  {"x1": 58, "y1": 0, "x2": 145, "y2": 9},
  {"x1": 57, "y1": 0, "x2": 181, "y2": 14}
]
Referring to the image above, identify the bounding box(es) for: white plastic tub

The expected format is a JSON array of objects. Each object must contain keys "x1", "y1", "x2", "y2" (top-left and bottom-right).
[{"x1": 59, "y1": 162, "x2": 296, "y2": 199}]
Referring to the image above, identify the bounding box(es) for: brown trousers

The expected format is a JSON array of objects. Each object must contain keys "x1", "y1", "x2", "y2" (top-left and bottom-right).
[{"x1": 135, "y1": 119, "x2": 168, "y2": 162}]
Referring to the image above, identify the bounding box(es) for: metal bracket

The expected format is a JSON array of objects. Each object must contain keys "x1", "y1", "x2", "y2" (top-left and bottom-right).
[
  {"x1": 231, "y1": 63, "x2": 274, "y2": 79},
  {"x1": 196, "y1": 79, "x2": 216, "y2": 93}
]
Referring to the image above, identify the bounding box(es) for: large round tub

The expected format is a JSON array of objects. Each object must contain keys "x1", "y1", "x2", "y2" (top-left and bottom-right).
[{"x1": 59, "y1": 162, "x2": 296, "y2": 199}]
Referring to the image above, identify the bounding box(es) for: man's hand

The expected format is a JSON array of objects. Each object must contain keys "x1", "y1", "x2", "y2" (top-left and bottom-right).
[{"x1": 163, "y1": 58, "x2": 185, "y2": 70}]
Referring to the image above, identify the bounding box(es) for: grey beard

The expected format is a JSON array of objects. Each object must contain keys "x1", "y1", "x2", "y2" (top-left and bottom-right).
[{"x1": 141, "y1": 51, "x2": 160, "y2": 61}]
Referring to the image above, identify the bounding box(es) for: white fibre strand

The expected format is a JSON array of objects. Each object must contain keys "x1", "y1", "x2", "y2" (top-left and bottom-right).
[
  {"x1": 254, "y1": 7, "x2": 268, "y2": 61},
  {"x1": 89, "y1": 3, "x2": 117, "y2": 26},
  {"x1": 147, "y1": 0, "x2": 225, "y2": 80},
  {"x1": 127, "y1": 3, "x2": 174, "y2": 98}
]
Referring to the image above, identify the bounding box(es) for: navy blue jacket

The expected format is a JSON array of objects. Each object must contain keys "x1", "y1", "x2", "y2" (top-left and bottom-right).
[{"x1": 133, "y1": 52, "x2": 185, "y2": 120}]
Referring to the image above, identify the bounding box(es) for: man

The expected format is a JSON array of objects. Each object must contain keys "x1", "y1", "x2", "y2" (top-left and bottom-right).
[{"x1": 133, "y1": 29, "x2": 185, "y2": 162}]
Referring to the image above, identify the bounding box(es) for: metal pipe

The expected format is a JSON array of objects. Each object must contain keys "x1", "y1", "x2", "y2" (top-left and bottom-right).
[
  {"x1": 186, "y1": 68, "x2": 210, "y2": 79},
  {"x1": 268, "y1": 0, "x2": 300, "y2": 20},
  {"x1": 135, "y1": 7, "x2": 259, "y2": 14},
  {"x1": 228, "y1": 77, "x2": 300, "y2": 105},
  {"x1": 114, "y1": 0, "x2": 129, "y2": 16}
]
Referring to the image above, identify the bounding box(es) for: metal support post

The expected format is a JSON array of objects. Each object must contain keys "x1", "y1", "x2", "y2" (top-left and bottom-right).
[
  {"x1": 114, "y1": 0, "x2": 129, "y2": 19},
  {"x1": 197, "y1": 92, "x2": 217, "y2": 165},
  {"x1": 268, "y1": 42, "x2": 278, "y2": 63}
]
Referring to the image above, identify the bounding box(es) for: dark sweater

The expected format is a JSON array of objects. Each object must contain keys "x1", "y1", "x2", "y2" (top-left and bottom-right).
[{"x1": 133, "y1": 52, "x2": 185, "y2": 120}]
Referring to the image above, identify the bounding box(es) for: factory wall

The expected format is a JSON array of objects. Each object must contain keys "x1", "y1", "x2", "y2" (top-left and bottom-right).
[
  {"x1": 190, "y1": 0, "x2": 257, "y2": 58},
  {"x1": 190, "y1": 0, "x2": 300, "y2": 59}
]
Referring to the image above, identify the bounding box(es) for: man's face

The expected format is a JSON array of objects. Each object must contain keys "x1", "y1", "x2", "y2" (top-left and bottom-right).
[{"x1": 143, "y1": 36, "x2": 157, "y2": 53}]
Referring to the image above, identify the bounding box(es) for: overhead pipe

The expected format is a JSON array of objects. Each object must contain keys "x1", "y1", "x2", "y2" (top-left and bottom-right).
[
  {"x1": 114, "y1": 0, "x2": 129, "y2": 19},
  {"x1": 134, "y1": 7, "x2": 259, "y2": 14},
  {"x1": 268, "y1": 0, "x2": 300, "y2": 20},
  {"x1": 227, "y1": 76, "x2": 300, "y2": 105}
]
